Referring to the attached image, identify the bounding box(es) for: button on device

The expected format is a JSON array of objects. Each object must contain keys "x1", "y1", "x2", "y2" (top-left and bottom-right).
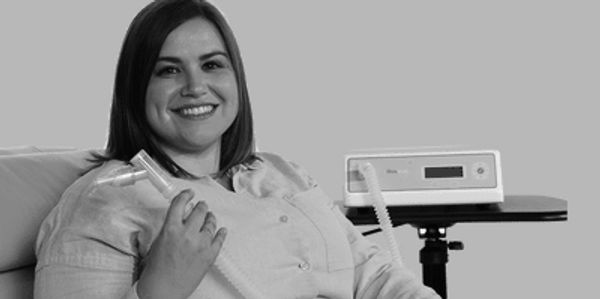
[
  {"x1": 472, "y1": 162, "x2": 490, "y2": 180},
  {"x1": 298, "y1": 261, "x2": 311, "y2": 271},
  {"x1": 279, "y1": 215, "x2": 288, "y2": 223}
]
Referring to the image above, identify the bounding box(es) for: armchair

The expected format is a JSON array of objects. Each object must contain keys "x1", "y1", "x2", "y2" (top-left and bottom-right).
[{"x1": 0, "y1": 147, "x2": 95, "y2": 299}]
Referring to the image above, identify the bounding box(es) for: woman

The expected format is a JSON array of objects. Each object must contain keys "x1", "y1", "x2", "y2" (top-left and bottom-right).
[{"x1": 35, "y1": 0, "x2": 440, "y2": 298}]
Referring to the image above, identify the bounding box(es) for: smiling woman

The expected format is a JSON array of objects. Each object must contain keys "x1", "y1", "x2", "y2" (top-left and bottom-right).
[
  {"x1": 0, "y1": 0, "x2": 589, "y2": 298},
  {"x1": 32, "y1": 0, "x2": 440, "y2": 299},
  {"x1": 88, "y1": 0, "x2": 257, "y2": 181},
  {"x1": 145, "y1": 18, "x2": 240, "y2": 177}
]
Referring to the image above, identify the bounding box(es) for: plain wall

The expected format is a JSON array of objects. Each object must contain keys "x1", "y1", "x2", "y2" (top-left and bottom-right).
[{"x1": 1, "y1": 0, "x2": 596, "y2": 298}]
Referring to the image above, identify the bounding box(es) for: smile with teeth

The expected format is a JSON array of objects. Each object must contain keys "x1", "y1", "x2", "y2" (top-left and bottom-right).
[{"x1": 174, "y1": 104, "x2": 217, "y2": 118}]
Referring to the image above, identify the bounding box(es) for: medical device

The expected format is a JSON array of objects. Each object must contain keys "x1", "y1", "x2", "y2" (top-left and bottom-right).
[
  {"x1": 345, "y1": 149, "x2": 503, "y2": 206},
  {"x1": 94, "y1": 150, "x2": 267, "y2": 299},
  {"x1": 357, "y1": 162, "x2": 404, "y2": 265},
  {"x1": 94, "y1": 150, "x2": 178, "y2": 198}
]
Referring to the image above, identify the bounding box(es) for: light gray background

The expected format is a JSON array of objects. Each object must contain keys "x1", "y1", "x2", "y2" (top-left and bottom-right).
[{"x1": 1, "y1": 0, "x2": 597, "y2": 298}]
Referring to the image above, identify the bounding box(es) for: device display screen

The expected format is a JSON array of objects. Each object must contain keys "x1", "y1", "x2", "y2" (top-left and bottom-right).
[{"x1": 424, "y1": 166, "x2": 463, "y2": 178}]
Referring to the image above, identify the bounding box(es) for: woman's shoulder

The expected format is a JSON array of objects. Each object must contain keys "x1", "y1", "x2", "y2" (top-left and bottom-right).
[
  {"x1": 66, "y1": 160, "x2": 130, "y2": 196},
  {"x1": 43, "y1": 158, "x2": 160, "y2": 235},
  {"x1": 254, "y1": 151, "x2": 300, "y2": 173},
  {"x1": 253, "y1": 152, "x2": 318, "y2": 190},
  {"x1": 55, "y1": 159, "x2": 146, "y2": 216},
  {"x1": 36, "y1": 160, "x2": 147, "y2": 264}
]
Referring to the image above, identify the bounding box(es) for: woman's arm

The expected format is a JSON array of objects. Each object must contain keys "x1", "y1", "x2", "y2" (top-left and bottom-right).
[
  {"x1": 34, "y1": 263, "x2": 140, "y2": 299},
  {"x1": 34, "y1": 173, "x2": 224, "y2": 299},
  {"x1": 34, "y1": 175, "x2": 144, "y2": 299}
]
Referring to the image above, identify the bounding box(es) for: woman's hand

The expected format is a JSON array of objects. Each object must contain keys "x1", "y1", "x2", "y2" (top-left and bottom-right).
[{"x1": 136, "y1": 189, "x2": 227, "y2": 299}]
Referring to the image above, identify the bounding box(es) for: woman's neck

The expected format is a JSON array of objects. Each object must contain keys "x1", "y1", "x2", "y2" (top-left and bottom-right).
[{"x1": 161, "y1": 141, "x2": 221, "y2": 178}]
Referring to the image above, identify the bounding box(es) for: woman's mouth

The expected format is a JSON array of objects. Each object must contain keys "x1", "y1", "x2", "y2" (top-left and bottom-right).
[{"x1": 172, "y1": 104, "x2": 218, "y2": 120}]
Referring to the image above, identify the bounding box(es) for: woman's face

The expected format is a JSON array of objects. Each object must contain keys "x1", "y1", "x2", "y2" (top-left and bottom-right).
[{"x1": 145, "y1": 17, "x2": 238, "y2": 155}]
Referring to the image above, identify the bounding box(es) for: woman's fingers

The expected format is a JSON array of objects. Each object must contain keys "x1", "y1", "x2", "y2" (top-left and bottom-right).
[
  {"x1": 184, "y1": 201, "x2": 221, "y2": 238},
  {"x1": 200, "y1": 212, "x2": 217, "y2": 236},
  {"x1": 207, "y1": 227, "x2": 227, "y2": 258},
  {"x1": 184, "y1": 201, "x2": 209, "y2": 231},
  {"x1": 212, "y1": 227, "x2": 227, "y2": 249},
  {"x1": 165, "y1": 189, "x2": 194, "y2": 226},
  {"x1": 164, "y1": 189, "x2": 227, "y2": 254}
]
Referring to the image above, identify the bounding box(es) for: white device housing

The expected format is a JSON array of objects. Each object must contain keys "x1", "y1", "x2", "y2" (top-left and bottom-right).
[{"x1": 344, "y1": 149, "x2": 503, "y2": 206}]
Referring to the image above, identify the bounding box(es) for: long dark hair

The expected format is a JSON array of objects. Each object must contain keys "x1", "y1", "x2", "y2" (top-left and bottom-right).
[{"x1": 90, "y1": 0, "x2": 258, "y2": 178}]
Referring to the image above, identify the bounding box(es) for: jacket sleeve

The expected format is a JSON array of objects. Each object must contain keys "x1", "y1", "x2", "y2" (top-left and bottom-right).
[
  {"x1": 34, "y1": 264, "x2": 140, "y2": 299},
  {"x1": 34, "y1": 177, "x2": 154, "y2": 299}
]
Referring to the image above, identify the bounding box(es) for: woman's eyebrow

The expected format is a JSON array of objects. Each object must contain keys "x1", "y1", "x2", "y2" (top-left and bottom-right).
[
  {"x1": 199, "y1": 50, "x2": 229, "y2": 61},
  {"x1": 155, "y1": 56, "x2": 181, "y2": 64},
  {"x1": 156, "y1": 51, "x2": 229, "y2": 63}
]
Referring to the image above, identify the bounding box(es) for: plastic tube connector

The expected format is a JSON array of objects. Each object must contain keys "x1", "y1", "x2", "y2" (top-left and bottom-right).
[
  {"x1": 94, "y1": 169, "x2": 148, "y2": 187},
  {"x1": 130, "y1": 150, "x2": 178, "y2": 199},
  {"x1": 358, "y1": 162, "x2": 404, "y2": 265},
  {"x1": 93, "y1": 150, "x2": 178, "y2": 199}
]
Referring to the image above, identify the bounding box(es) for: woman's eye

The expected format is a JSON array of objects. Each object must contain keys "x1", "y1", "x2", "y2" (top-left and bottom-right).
[
  {"x1": 202, "y1": 60, "x2": 224, "y2": 71},
  {"x1": 156, "y1": 66, "x2": 180, "y2": 76}
]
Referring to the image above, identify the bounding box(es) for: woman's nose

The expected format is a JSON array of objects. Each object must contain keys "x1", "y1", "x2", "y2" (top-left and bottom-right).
[{"x1": 181, "y1": 72, "x2": 207, "y2": 98}]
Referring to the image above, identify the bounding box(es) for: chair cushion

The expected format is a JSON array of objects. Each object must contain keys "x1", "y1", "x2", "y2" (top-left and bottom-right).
[
  {"x1": 0, "y1": 146, "x2": 75, "y2": 156},
  {"x1": 0, "y1": 265, "x2": 35, "y2": 299},
  {"x1": 0, "y1": 149, "x2": 96, "y2": 271}
]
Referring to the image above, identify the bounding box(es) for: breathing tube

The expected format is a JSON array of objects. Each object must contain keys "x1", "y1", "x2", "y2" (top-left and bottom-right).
[
  {"x1": 357, "y1": 162, "x2": 404, "y2": 265},
  {"x1": 94, "y1": 150, "x2": 268, "y2": 299}
]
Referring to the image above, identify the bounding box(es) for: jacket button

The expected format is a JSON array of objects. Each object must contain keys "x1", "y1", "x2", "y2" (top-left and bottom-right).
[{"x1": 298, "y1": 261, "x2": 311, "y2": 271}]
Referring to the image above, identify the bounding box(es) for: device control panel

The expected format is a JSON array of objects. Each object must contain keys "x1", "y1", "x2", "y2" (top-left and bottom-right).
[{"x1": 344, "y1": 150, "x2": 503, "y2": 206}]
